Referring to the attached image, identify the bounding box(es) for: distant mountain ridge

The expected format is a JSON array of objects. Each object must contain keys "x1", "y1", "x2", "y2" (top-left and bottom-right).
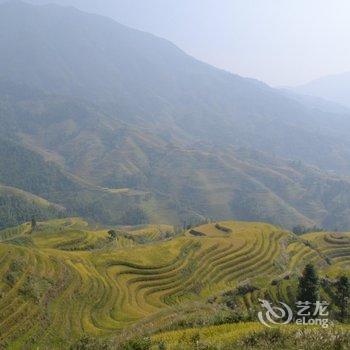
[
  {"x1": 2, "y1": 1, "x2": 350, "y2": 229},
  {"x1": 291, "y1": 71, "x2": 350, "y2": 108}
]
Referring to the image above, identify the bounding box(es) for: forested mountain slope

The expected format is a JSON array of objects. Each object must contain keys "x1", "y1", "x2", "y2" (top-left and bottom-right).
[
  {"x1": 0, "y1": 185, "x2": 65, "y2": 229},
  {"x1": 1, "y1": 1, "x2": 350, "y2": 229},
  {"x1": 0, "y1": 138, "x2": 151, "y2": 226}
]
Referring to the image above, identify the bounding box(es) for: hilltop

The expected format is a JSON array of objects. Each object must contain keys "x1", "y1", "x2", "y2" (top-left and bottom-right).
[
  {"x1": 0, "y1": 218, "x2": 349, "y2": 347},
  {"x1": 292, "y1": 71, "x2": 350, "y2": 108}
]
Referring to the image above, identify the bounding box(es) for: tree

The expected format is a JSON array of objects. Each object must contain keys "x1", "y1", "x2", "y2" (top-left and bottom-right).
[
  {"x1": 69, "y1": 334, "x2": 111, "y2": 349},
  {"x1": 297, "y1": 264, "x2": 319, "y2": 315},
  {"x1": 31, "y1": 216, "x2": 37, "y2": 231},
  {"x1": 336, "y1": 276, "x2": 350, "y2": 322},
  {"x1": 120, "y1": 208, "x2": 148, "y2": 226},
  {"x1": 107, "y1": 230, "x2": 117, "y2": 240},
  {"x1": 292, "y1": 225, "x2": 324, "y2": 235},
  {"x1": 293, "y1": 225, "x2": 305, "y2": 235}
]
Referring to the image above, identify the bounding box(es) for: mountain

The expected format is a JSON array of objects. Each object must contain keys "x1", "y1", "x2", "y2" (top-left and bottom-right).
[
  {"x1": 2, "y1": 1, "x2": 350, "y2": 229},
  {"x1": 4, "y1": 79, "x2": 350, "y2": 229},
  {"x1": 292, "y1": 71, "x2": 350, "y2": 108},
  {"x1": 0, "y1": 184, "x2": 65, "y2": 229},
  {"x1": 0, "y1": 137, "x2": 152, "y2": 227},
  {"x1": 1, "y1": 1, "x2": 350, "y2": 175},
  {"x1": 279, "y1": 88, "x2": 350, "y2": 115}
]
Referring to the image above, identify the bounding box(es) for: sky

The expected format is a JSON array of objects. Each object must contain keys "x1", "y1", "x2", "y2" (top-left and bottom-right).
[{"x1": 26, "y1": 0, "x2": 350, "y2": 86}]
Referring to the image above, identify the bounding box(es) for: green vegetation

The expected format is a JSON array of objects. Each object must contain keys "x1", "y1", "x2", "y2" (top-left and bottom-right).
[
  {"x1": 0, "y1": 138, "x2": 152, "y2": 228},
  {"x1": 1, "y1": 4, "x2": 350, "y2": 349},
  {"x1": 293, "y1": 225, "x2": 324, "y2": 235},
  {"x1": 0, "y1": 219, "x2": 349, "y2": 348},
  {"x1": 336, "y1": 276, "x2": 350, "y2": 322},
  {"x1": 152, "y1": 325, "x2": 350, "y2": 350},
  {"x1": 0, "y1": 185, "x2": 65, "y2": 229},
  {"x1": 297, "y1": 264, "x2": 319, "y2": 314},
  {"x1": 2, "y1": 2, "x2": 350, "y2": 231}
]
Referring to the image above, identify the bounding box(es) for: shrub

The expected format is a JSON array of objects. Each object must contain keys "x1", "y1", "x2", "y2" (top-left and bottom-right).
[
  {"x1": 236, "y1": 328, "x2": 287, "y2": 348},
  {"x1": 236, "y1": 284, "x2": 259, "y2": 296},
  {"x1": 121, "y1": 336, "x2": 151, "y2": 350},
  {"x1": 108, "y1": 230, "x2": 117, "y2": 240},
  {"x1": 69, "y1": 335, "x2": 111, "y2": 350},
  {"x1": 234, "y1": 328, "x2": 350, "y2": 350},
  {"x1": 211, "y1": 310, "x2": 245, "y2": 325},
  {"x1": 214, "y1": 223, "x2": 232, "y2": 233},
  {"x1": 293, "y1": 225, "x2": 324, "y2": 235},
  {"x1": 4, "y1": 259, "x2": 25, "y2": 286},
  {"x1": 157, "y1": 341, "x2": 166, "y2": 350}
]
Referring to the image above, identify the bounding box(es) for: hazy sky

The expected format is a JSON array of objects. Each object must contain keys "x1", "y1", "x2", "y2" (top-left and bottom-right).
[{"x1": 27, "y1": 0, "x2": 350, "y2": 86}]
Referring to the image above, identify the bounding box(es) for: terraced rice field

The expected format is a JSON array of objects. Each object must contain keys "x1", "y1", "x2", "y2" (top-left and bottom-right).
[
  {"x1": 303, "y1": 231, "x2": 350, "y2": 275},
  {"x1": 122, "y1": 224, "x2": 175, "y2": 241},
  {"x1": 0, "y1": 218, "x2": 349, "y2": 348}
]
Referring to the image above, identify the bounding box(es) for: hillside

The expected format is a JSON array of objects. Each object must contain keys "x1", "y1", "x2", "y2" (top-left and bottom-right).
[
  {"x1": 1, "y1": 1, "x2": 350, "y2": 175},
  {"x1": 292, "y1": 71, "x2": 350, "y2": 108},
  {"x1": 0, "y1": 218, "x2": 349, "y2": 348},
  {"x1": 0, "y1": 137, "x2": 153, "y2": 227},
  {"x1": 1, "y1": 1, "x2": 350, "y2": 230},
  {"x1": 1, "y1": 2, "x2": 350, "y2": 349},
  {"x1": 0, "y1": 185, "x2": 65, "y2": 229},
  {"x1": 4, "y1": 87, "x2": 350, "y2": 229}
]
